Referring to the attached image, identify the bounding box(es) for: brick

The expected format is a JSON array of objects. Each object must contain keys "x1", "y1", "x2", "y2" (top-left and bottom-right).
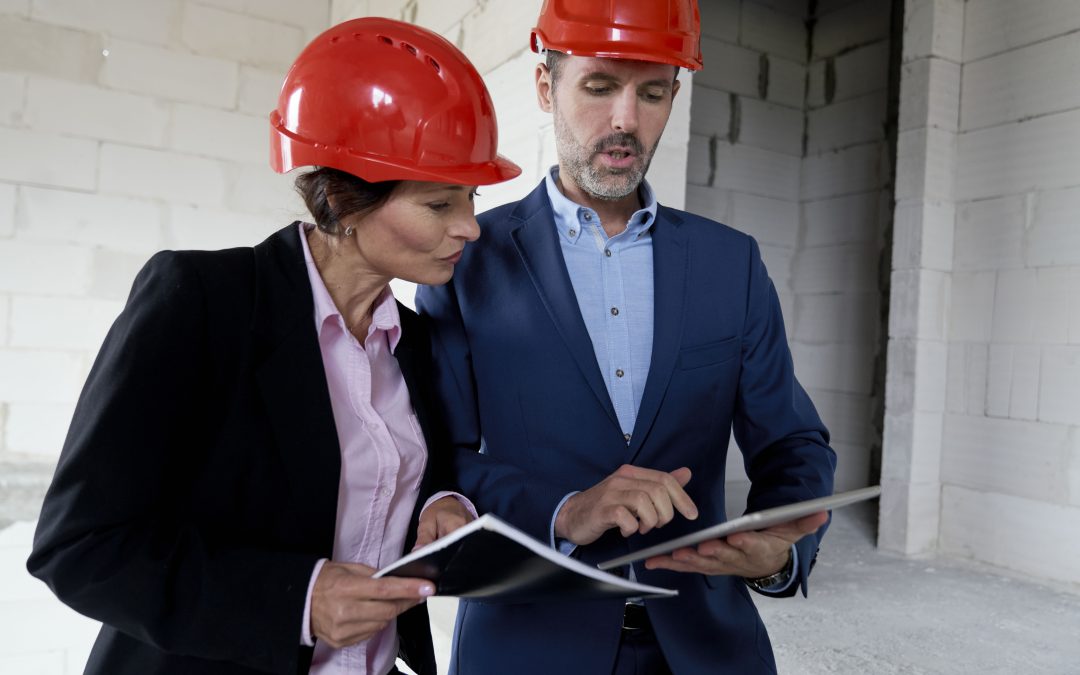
[
  {"x1": 794, "y1": 292, "x2": 880, "y2": 346},
  {"x1": 739, "y1": 97, "x2": 802, "y2": 156},
  {"x1": 943, "y1": 414, "x2": 1070, "y2": 503},
  {"x1": 1039, "y1": 346, "x2": 1080, "y2": 425},
  {"x1": 953, "y1": 195, "x2": 1025, "y2": 271},
  {"x1": 810, "y1": 389, "x2": 875, "y2": 446},
  {"x1": 986, "y1": 345, "x2": 1041, "y2": 420},
  {"x1": 1071, "y1": 436, "x2": 1080, "y2": 507},
  {"x1": 956, "y1": 108, "x2": 1080, "y2": 201},
  {"x1": 16, "y1": 186, "x2": 163, "y2": 255},
  {"x1": 804, "y1": 191, "x2": 887, "y2": 249},
  {"x1": 684, "y1": 185, "x2": 732, "y2": 224},
  {"x1": 0, "y1": 294, "x2": 8, "y2": 345},
  {"x1": 747, "y1": 0, "x2": 807, "y2": 17},
  {"x1": 730, "y1": 192, "x2": 798, "y2": 248},
  {"x1": 765, "y1": 55, "x2": 805, "y2": 109},
  {"x1": 949, "y1": 272, "x2": 995, "y2": 342},
  {"x1": 711, "y1": 141, "x2": 800, "y2": 201},
  {"x1": 807, "y1": 41, "x2": 889, "y2": 109},
  {"x1": 10, "y1": 296, "x2": 121, "y2": 351},
  {"x1": 962, "y1": 33, "x2": 1080, "y2": 132},
  {"x1": 0, "y1": 598, "x2": 101, "y2": 657},
  {"x1": 802, "y1": 142, "x2": 888, "y2": 200},
  {"x1": 647, "y1": 141, "x2": 690, "y2": 209},
  {"x1": 759, "y1": 244, "x2": 793, "y2": 292},
  {"x1": 100, "y1": 144, "x2": 227, "y2": 207},
  {"x1": 1028, "y1": 186, "x2": 1080, "y2": 267},
  {"x1": 0, "y1": 241, "x2": 91, "y2": 295},
  {"x1": 991, "y1": 269, "x2": 1037, "y2": 343},
  {"x1": 482, "y1": 50, "x2": 552, "y2": 143},
  {"x1": 898, "y1": 57, "x2": 960, "y2": 132},
  {"x1": 181, "y1": 3, "x2": 306, "y2": 72},
  {"x1": 243, "y1": 0, "x2": 331, "y2": 30},
  {"x1": 877, "y1": 479, "x2": 941, "y2": 554},
  {"x1": 412, "y1": 0, "x2": 473, "y2": 32},
  {"x1": 30, "y1": 0, "x2": 180, "y2": 46},
  {"x1": 895, "y1": 127, "x2": 955, "y2": 202},
  {"x1": 813, "y1": 0, "x2": 890, "y2": 60},
  {"x1": 168, "y1": 205, "x2": 278, "y2": 251},
  {"x1": 689, "y1": 85, "x2": 732, "y2": 139},
  {"x1": 963, "y1": 0, "x2": 1080, "y2": 62},
  {"x1": 458, "y1": 1, "x2": 540, "y2": 75},
  {"x1": 1032, "y1": 267, "x2": 1075, "y2": 345},
  {"x1": 225, "y1": 162, "x2": 306, "y2": 219},
  {"x1": 0, "y1": 0, "x2": 30, "y2": 15},
  {"x1": 807, "y1": 92, "x2": 887, "y2": 154},
  {"x1": 89, "y1": 249, "x2": 150, "y2": 302},
  {"x1": 889, "y1": 269, "x2": 950, "y2": 341},
  {"x1": 902, "y1": 0, "x2": 964, "y2": 63},
  {"x1": 791, "y1": 341, "x2": 876, "y2": 395},
  {"x1": 0, "y1": 183, "x2": 13, "y2": 238},
  {"x1": 5, "y1": 401, "x2": 76, "y2": 459},
  {"x1": 741, "y1": 1, "x2": 806, "y2": 63},
  {"x1": 794, "y1": 242, "x2": 878, "y2": 293},
  {"x1": 0, "y1": 652, "x2": 65, "y2": 675},
  {"x1": 0, "y1": 349, "x2": 85, "y2": 403},
  {"x1": 0, "y1": 72, "x2": 24, "y2": 126},
  {"x1": 101, "y1": 38, "x2": 238, "y2": 109},
  {"x1": 0, "y1": 127, "x2": 97, "y2": 191},
  {"x1": 664, "y1": 78, "x2": 693, "y2": 152},
  {"x1": 699, "y1": 0, "x2": 740, "y2": 43},
  {"x1": 891, "y1": 200, "x2": 954, "y2": 272},
  {"x1": 940, "y1": 486, "x2": 1080, "y2": 584},
  {"x1": 23, "y1": 77, "x2": 169, "y2": 147},
  {"x1": 169, "y1": 104, "x2": 265, "y2": 164},
  {"x1": 915, "y1": 339, "x2": 948, "y2": 411},
  {"x1": 832, "y1": 440, "x2": 873, "y2": 491},
  {"x1": 882, "y1": 410, "x2": 942, "y2": 483},
  {"x1": 945, "y1": 342, "x2": 965, "y2": 413},
  {"x1": 696, "y1": 39, "x2": 761, "y2": 98},
  {"x1": 0, "y1": 15, "x2": 103, "y2": 83},
  {"x1": 237, "y1": 65, "x2": 284, "y2": 117}
]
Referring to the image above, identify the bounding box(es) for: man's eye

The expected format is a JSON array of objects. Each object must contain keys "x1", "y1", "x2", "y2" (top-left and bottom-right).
[
  {"x1": 585, "y1": 86, "x2": 611, "y2": 95},
  {"x1": 642, "y1": 90, "x2": 665, "y2": 102}
]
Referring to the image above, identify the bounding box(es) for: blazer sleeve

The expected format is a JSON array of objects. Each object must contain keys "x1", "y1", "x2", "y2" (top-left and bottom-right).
[
  {"x1": 416, "y1": 280, "x2": 571, "y2": 543},
  {"x1": 26, "y1": 252, "x2": 319, "y2": 674},
  {"x1": 731, "y1": 237, "x2": 837, "y2": 598}
]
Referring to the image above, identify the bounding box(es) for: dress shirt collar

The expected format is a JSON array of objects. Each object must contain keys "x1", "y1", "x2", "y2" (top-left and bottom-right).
[
  {"x1": 298, "y1": 222, "x2": 402, "y2": 353},
  {"x1": 543, "y1": 165, "x2": 657, "y2": 245}
]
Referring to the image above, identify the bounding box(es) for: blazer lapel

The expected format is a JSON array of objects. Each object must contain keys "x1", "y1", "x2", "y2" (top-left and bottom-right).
[
  {"x1": 251, "y1": 225, "x2": 341, "y2": 541},
  {"x1": 629, "y1": 207, "x2": 688, "y2": 461},
  {"x1": 509, "y1": 185, "x2": 620, "y2": 429}
]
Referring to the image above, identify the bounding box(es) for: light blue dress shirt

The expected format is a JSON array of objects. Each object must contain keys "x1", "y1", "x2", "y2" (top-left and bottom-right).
[{"x1": 542, "y1": 167, "x2": 796, "y2": 594}]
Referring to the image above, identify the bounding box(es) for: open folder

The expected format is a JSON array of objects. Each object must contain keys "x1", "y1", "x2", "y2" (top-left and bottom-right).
[
  {"x1": 598, "y1": 485, "x2": 882, "y2": 570},
  {"x1": 374, "y1": 514, "x2": 677, "y2": 603}
]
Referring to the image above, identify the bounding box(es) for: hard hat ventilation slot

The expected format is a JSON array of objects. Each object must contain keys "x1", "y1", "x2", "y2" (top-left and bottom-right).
[
  {"x1": 402, "y1": 42, "x2": 417, "y2": 56},
  {"x1": 376, "y1": 35, "x2": 393, "y2": 45},
  {"x1": 426, "y1": 56, "x2": 441, "y2": 72}
]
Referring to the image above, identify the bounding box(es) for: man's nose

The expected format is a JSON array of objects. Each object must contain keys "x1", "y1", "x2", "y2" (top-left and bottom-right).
[{"x1": 611, "y1": 89, "x2": 639, "y2": 134}]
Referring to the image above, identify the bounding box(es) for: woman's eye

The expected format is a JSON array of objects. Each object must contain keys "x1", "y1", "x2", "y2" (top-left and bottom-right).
[{"x1": 427, "y1": 202, "x2": 451, "y2": 212}]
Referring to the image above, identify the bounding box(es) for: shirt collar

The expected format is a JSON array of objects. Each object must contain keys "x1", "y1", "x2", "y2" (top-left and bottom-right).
[
  {"x1": 543, "y1": 165, "x2": 657, "y2": 244},
  {"x1": 299, "y1": 222, "x2": 402, "y2": 352}
]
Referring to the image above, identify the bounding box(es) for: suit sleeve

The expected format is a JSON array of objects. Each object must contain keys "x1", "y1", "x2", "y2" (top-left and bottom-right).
[
  {"x1": 26, "y1": 252, "x2": 318, "y2": 674},
  {"x1": 416, "y1": 280, "x2": 570, "y2": 543},
  {"x1": 731, "y1": 237, "x2": 837, "y2": 598}
]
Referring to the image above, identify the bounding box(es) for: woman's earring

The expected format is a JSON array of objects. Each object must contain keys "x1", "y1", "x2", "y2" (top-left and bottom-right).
[{"x1": 344, "y1": 225, "x2": 354, "y2": 237}]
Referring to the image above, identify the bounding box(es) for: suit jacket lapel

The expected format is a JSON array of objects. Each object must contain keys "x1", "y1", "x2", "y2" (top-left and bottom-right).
[
  {"x1": 251, "y1": 224, "x2": 341, "y2": 544},
  {"x1": 629, "y1": 207, "x2": 687, "y2": 461},
  {"x1": 509, "y1": 185, "x2": 620, "y2": 429}
]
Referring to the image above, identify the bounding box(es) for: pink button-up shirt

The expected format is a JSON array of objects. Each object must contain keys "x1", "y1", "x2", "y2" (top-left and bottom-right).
[{"x1": 296, "y1": 224, "x2": 465, "y2": 674}]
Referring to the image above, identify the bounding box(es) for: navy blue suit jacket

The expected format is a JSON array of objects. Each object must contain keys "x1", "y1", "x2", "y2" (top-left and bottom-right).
[{"x1": 416, "y1": 182, "x2": 836, "y2": 675}]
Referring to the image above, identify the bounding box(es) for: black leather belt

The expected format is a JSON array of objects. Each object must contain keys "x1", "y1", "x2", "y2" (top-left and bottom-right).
[{"x1": 622, "y1": 603, "x2": 651, "y2": 632}]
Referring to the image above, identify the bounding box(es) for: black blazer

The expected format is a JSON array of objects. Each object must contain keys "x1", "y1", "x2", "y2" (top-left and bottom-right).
[{"x1": 27, "y1": 224, "x2": 447, "y2": 675}]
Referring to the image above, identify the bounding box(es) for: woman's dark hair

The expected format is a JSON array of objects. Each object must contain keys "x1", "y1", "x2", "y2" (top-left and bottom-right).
[{"x1": 294, "y1": 167, "x2": 401, "y2": 235}]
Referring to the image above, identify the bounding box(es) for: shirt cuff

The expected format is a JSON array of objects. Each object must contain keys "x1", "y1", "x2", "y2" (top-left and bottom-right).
[
  {"x1": 756, "y1": 545, "x2": 799, "y2": 594},
  {"x1": 551, "y1": 491, "x2": 580, "y2": 554},
  {"x1": 301, "y1": 558, "x2": 328, "y2": 647},
  {"x1": 421, "y1": 490, "x2": 479, "y2": 520}
]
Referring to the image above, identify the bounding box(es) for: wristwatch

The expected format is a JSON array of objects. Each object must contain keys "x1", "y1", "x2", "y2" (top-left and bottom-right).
[{"x1": 744, "y1": 553, "x2": 793, "y2": 591}]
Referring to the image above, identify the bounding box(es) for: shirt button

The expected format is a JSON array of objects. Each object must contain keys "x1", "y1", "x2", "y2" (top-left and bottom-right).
[
  {"x1": 568, "y1": 229, "x2": 576, "y2": 237},
  {"x1": 584, "y1": 213, "x2": 592, "y2": 221},
  {"x1": 616, "y1": 369, "x2": 624, "y2": 378},
  {"x1": 623, "y1": 433, "x2": 632, "y2": 442},
  {"x1": 379, "y1": 486, "x2": 392, "y2": 498},
  {"x1": 610, "y1": 307, "x2": 619, "y2": 316},
  {"x1": 604, "y1": 249, "x2": 612, "y2": 257}
]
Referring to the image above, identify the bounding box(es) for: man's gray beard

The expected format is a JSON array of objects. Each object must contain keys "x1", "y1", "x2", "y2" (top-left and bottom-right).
[{"x1": 554, "y1": 110, "x2": 654, "y2": 201}]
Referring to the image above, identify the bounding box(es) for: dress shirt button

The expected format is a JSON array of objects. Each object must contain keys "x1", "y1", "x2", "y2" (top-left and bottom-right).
[
  {"x1": 616, "y1": 369, "x2": 624, "y2": 378},
  {"x1": 610, "y1": 307, "x2": 619, "y2": 316},
  {"x1": 379, "y1": 486, "x2": 392, "y2": 498},
  {"x1": 605, "y1": 249, "x2": 612, "y2": 257},
  {"x1": 623, "y1": 433, "x2": 632, "y2": 442},
  {"x1": 584, "y1": 212, "x2": 592, "y2": 221},
  {"x1": 568, "y1": 229, "x2": 576, "y2": 237}
]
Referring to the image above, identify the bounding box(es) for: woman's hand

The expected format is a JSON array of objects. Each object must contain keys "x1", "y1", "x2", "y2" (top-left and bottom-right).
[
  {"x1": 310, "y1": 562, "x2": 434, "y2": 649},
  {"x1": 413, "y1": 495, "x2": 474, "y2": 550}
]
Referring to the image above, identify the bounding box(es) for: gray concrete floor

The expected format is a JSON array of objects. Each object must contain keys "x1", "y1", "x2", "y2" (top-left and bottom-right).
[{"x1": 754, "y1": 502, "x2": 1080, "y2": 675}]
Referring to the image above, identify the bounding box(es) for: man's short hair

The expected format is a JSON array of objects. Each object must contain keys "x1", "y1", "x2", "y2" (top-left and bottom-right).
[{"x1": 544, "y1": 49, "x2": 679, "y2": 89}]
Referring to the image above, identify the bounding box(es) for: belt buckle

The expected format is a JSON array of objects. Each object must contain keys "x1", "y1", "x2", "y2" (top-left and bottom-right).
[{"x1": 621, "y1": 603, "x2": 648, "y2": 632}]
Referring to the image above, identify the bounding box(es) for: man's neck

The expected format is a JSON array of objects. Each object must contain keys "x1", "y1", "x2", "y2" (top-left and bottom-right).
[{"x1": 555, "y1": 166, "x2": 642, "y2": 238}]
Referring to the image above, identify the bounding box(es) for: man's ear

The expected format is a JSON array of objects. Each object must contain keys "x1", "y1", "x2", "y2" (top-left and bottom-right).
[{"x1": 535, "y1": 62, "x2": 554, "y2": 113}]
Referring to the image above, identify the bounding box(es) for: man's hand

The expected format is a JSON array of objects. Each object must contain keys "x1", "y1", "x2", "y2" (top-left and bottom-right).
[
  {"x1": 413, "y1": 495, "x2": 474, "y2": 550},
  {"x1": 310, "y1": 562, "x2": 434, "y2": 649},
  {"x1": 643, "y1": 511, "x2": 828, "y2": 578},
  {"x1": 554, "y1": 464, "x2": 699, "y2": 546}
]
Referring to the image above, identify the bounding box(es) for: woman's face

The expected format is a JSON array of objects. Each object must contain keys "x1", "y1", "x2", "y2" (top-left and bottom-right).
[{"x1": 344, "y1": 180, "x2": 481, "y2": 286}]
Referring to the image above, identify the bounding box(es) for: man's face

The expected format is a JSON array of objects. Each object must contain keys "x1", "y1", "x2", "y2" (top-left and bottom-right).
[{"x1": 537, "y1": 55, "x2": 679, "y2": 201}]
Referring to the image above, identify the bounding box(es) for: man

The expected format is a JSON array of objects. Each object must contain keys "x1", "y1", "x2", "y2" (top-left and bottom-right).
[{"x1": 416, "y1": 1, "x2": 836, "y2": 673}]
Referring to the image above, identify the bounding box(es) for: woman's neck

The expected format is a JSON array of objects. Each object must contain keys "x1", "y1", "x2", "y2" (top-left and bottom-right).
[{"x1": 306, "y1": 227, "x2": 390, "y2": 340}]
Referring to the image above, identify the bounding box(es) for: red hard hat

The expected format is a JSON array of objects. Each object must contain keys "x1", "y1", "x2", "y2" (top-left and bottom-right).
[
  {"x1": 270, "y1": 17, "x2": 520, "y2": 185},
  {"x1": 530, "y1": 0, "x2": 703, "y2": 71}
]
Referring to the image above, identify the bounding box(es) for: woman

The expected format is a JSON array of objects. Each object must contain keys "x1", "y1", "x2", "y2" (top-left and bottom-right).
[{"x1": 27, "y1": 18, "x2": 520, "y2": 675}]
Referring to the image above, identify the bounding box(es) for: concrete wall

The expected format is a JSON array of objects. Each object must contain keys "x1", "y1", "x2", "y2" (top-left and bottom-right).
[{"x1": 882, "y1": 0, "x2": 1080, "y2": 587}]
